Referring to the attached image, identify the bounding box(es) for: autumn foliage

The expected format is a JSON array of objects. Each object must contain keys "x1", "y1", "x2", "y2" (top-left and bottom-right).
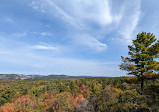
[{"x1": 0, "y1": 77, "x2": 159, "y2": 112}]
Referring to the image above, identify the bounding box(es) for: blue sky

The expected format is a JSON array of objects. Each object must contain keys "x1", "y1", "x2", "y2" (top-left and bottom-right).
[{"x1": 0, "y1": 0, "x2": 159, "y2": 76}]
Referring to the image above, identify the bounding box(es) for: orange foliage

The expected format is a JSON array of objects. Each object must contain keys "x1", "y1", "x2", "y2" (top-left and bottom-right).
[
  {"x1": 0, "y1": 85, "x2": 5, "y2": 88},
  {"x1": 79, "y1": 84, "x2": 90, "y2": 98},
  {"x1": 73, "y1": 94, "x2": 84, "y2": 106},
  {"x1": 0, "y1": 103, "x2": 17, "y2": 112},
  {"x1": 0, "y1": 95, "x2": 35, "y2": 112}
]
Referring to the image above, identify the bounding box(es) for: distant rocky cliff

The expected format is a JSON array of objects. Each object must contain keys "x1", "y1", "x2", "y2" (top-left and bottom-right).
[{"x1": 0, "y1": 74, "x2": 92, "y2": 80}]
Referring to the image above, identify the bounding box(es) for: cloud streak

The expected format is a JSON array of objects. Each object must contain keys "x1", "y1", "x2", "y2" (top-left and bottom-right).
[
  {"x1": 32, "y1": 45, "x2": 59, "y2": 51},
  {"x1": 29, "y1": 0, "x2": 141, "y2": 51},
  {"x1": 117, "y1": 0, "x2": 141, "y2": 44}
]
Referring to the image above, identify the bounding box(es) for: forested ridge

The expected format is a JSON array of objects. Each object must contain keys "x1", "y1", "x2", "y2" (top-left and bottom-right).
[
  {"x1": 0, "y1": 74, "x2": 92, "y2": 80},
  {"x1": 0, "y1": 77, "x2": 159, "y2": 112}
]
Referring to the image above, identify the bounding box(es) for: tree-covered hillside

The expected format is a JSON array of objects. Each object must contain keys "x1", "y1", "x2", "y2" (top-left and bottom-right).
[
  {"x1": 0, "y1": 74, "x2": 92, "y2": 80},
  {"x1": 0, "y1": 77, "x2": 159, "y2": 112}
]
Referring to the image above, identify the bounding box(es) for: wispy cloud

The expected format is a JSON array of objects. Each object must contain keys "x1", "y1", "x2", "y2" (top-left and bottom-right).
[
  {"x1": 72, "y1": 34, "x2": 107, "y2": 52},
  {"x1": 29, "y1": 0, "x2": 117, "y2": 52},
  {"x1": 29, "y1": 0, "x2": 141, "y2": 51},
  {"x1": 117, "y1": 0, "x2": 141, "y2": 44},
  {"x1": 32, "y1": 45, "x2": 59, "y2": 51},
  {"x1": 40, "y1": 32, "x2": 53, "y2": 36}
]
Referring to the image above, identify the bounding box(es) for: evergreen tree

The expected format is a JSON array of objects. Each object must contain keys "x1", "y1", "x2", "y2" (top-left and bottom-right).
[{"x1": 119, "y1": 32, "x2": 159, "y2": 94}]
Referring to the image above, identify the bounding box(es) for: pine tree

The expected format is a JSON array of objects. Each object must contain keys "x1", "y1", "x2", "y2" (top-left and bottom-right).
[{"x1": 119, "y1": 32, "x2": 159, "y2": 94}]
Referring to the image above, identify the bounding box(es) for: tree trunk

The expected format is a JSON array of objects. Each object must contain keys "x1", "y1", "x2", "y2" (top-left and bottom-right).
[
  {"x1": 141, "y1": 78, "x2": 144, "y2": 95},
  {"x1": 153, "y1": 79, "x2": 154, "y2": 85},
  {"x1": 140, "y1": 70, "x2": 144, "y2": 95}
]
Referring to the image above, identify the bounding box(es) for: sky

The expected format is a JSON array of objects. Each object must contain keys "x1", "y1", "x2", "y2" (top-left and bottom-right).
[{"x1": 0, "y1": 0, "x2": 159, "y2": 76}]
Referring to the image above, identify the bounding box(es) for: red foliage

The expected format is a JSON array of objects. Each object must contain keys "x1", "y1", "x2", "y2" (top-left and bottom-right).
[{"x1": 73, "y1": 94, "x2": 84, "y2": 106}]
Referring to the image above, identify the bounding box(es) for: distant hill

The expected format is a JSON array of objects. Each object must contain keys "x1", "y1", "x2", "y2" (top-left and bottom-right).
[
  {"x1": 0, "y1": 74, "x2": 31, "y2": 80},
  {"x1": 0, "y1": 74, "x2": 92, "y2": 80}
]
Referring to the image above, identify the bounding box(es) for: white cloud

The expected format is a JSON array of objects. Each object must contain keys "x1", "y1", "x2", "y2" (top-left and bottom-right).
[
  {"x1": 29, "y1": 0, "x2": 141, "y2": 50},
  {"x1": 31, "y1": 0, "x2": 122, "y2": 28},
  {"x1": 32, "y1": 45, "x2": 59, "y2": 51},
  {"x1": 40, "y1": 32, "x2": 53, "y2": 36},
  {"x1": 73, "y1": 34, "x2": 107, "y2": 52},
  {"x1": 29, "y1": 0, "x2": 120, "y2": 52},
  {"x1": 117, "y1": 0, "x2": 141, "y2": 44}
]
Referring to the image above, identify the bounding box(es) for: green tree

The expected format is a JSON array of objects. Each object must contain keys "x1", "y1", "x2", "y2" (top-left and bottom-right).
[{"x1": 119, "y1": 32, "x2": 159, "y2": 94}]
